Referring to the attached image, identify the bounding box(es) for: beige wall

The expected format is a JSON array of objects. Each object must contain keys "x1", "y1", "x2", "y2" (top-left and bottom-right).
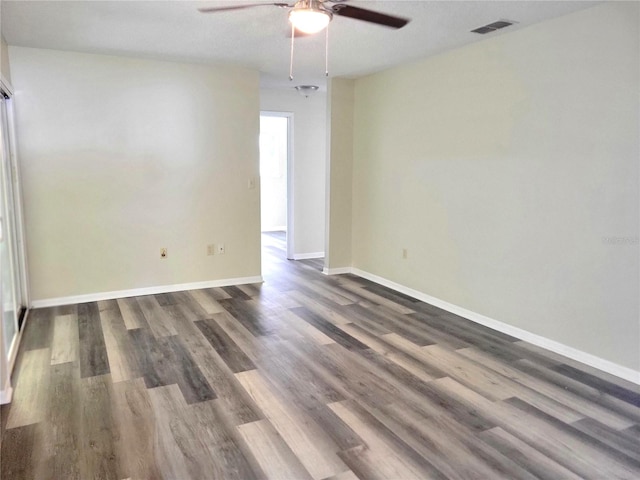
[
  {"x1": 0, "y1": 35, "x2": 10, "y2": 83},
  {"x1": 325, "y1": 78, "x2": 354, "y2": 270},
  {"x1": 260, "y1": 88, "x2": 326, "y2": 256},
  {"x1": 9, "y1": 47, "x2": 261, "y2": 302},
  {"x1": 351, "y1": 3, "x2": 639, "y2": 370}
]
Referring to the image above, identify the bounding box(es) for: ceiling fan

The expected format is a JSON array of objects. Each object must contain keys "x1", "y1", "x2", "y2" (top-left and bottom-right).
[{"x1": 198, "y1": 0, "x2": 410, "y2": 34}]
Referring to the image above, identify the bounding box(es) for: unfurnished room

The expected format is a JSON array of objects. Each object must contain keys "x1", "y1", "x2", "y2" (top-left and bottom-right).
[{"x1": 0, "y1": 1, "x2": 638, "y2": 479}]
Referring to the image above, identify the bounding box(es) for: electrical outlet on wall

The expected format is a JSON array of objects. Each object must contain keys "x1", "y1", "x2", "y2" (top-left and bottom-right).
[
  {"x1": 217, "y1": 243, "x2": 225, "y2": 255},
  {"x1": 161, "y1": 248, "x2": 168, "y2": 259}
]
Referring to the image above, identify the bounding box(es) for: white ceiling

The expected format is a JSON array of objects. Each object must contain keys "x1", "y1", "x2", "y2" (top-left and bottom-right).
[{"x1": 1, "y1": 0, "x2": 599, "y2": 89}]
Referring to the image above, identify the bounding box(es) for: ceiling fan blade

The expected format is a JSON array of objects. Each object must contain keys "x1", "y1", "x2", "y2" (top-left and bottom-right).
[
  {"x1": 331, "y1": 5, "x2": 409, "y2": 29},
  {"x1": 199, "y1": 3, "x2": 290, "y2": 14}
]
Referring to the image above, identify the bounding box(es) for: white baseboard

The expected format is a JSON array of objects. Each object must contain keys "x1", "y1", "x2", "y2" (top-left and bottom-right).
[
  {"x1": 292, "y1": 252, "x2": 325, "y2": 260},
  {"x1": 26, "y1": 264, "x2": 640, "y2": 384},
  {"x1": 344, "y1": 267, "x2": 639, "y2": 385},
  {"x1": 30, "y1": 276, "x2": 264, "y2": 309},
  {"x1": 322, "y1": 266, "x2": 353, "y2": 275},
  {"x1": 1, "y1": 386, "x2": 13, "y2": 405},
  {"x1": 262, "y1": 227, "x2": 287, "y2": 233}
]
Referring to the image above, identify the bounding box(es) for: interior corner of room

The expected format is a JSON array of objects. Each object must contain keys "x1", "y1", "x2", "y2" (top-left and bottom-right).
[{"x1": 0, "y1": 0, "x2": 638, "y2": 412}]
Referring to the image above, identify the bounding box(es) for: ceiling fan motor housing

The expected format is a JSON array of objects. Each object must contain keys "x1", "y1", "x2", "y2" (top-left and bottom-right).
[{"x1": 289, "y1": 0, "x2": 334, "y2": 34}]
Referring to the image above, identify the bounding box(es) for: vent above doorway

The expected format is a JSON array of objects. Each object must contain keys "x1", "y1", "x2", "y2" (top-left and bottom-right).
[{"x1": 471, "y1": 20, "x2": 515, "y2": 34}]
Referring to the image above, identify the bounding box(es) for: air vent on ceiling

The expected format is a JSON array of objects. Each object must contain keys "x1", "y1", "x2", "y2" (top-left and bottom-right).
[{"x1": 471, "y1": 20, "x2": 515, "y2": 34}]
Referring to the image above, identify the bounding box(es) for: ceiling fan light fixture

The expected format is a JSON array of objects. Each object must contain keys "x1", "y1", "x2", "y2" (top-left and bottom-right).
[
  {"x1": 295, "y1": 85, "x2": 320, "y2": 97},
  {"x1": 289, "y1": 8, "x2": 331, "y2": 34}
]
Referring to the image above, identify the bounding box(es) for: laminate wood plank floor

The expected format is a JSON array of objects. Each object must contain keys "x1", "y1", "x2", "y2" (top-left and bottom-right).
[{"x1": 2, "y1": 231, "x2": 639, "y2": 479}]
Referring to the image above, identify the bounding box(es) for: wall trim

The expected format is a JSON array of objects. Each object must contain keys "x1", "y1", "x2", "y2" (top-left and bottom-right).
[
  {"x1": 293, "y1": 252, "x2": 324, "y2": 260},
  {"x1": 322, "y1": 266, "x2": 352, "y2": 275},
  {"x1": 0, "y1": 386, "x2": 13, "y2": 405},
  {"x1": 346, "y1": 267, "x2": 639, "y2": 385},
  {"x1": 26, "y1": 264, "x2": 639, "y2": 384},
  {"x1": 30, "y1": 276, "x2": 264, "y2": 309}
]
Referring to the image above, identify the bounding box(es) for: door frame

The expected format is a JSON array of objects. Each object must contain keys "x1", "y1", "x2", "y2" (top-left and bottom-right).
[
  {"x1": 0, "y1": 74, "x2": 30, "y2": 403},
  {"x1": 260, "y1": 110, "x2": 294, "y2": 260},
  {"x1": 0, "y1": 75, "x2": 28, "y2": 308}
]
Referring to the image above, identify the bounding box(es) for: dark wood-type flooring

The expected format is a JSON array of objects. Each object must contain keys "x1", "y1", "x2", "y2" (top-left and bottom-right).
[{"x1": 2, "y1": 231, "x2": 640, "y2": 479}]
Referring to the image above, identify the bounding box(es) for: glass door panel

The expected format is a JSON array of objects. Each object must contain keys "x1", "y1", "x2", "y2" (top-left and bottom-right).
[{"x1": 0, "y1": 95, "x2": 19, "y2": 359}]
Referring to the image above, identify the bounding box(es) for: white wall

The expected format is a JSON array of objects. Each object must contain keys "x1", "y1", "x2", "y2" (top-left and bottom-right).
[
  {"x1": 9, "y1": 47, "x2": 261, "y2": 302},
  {"x1": 350, "y1": 3, "x2": 639, "y2": 371},
  {"x1": 260, "y1": 88, "x2": 326, "y2": 256}
]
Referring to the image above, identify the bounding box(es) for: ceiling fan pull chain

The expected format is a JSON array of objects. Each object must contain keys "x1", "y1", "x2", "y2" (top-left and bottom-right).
[
  {"x1": 325, "y1": 22, "x2": 329, "y2": 77},
  {"x1": 289, "y1": 22, "x2": 295, "y2": 81}
]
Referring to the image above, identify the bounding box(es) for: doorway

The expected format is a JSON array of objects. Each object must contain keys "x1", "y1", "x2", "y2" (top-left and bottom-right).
[{"x1": 259, "y1": 112, "x2": 293, "y2": 262}]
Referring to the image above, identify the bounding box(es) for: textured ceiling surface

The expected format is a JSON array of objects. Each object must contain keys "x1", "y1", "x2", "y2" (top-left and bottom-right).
[{"x1": 1, "y1": 1, "x2": 598, "y2": 89}]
